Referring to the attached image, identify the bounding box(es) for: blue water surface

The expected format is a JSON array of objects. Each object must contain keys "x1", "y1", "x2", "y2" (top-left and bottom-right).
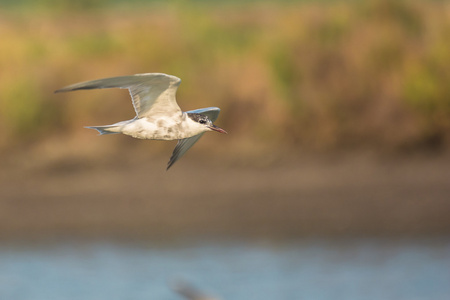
[{"x1": 0, "y1": 239, "x2": 449, "y2": 300}]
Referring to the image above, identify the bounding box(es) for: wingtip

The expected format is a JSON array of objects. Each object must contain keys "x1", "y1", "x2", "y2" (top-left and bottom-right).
[
  {"x1": 54, "y1": 87, "x2": 73, "y2": 93},
  {"x1": 166, "y1": 161, "x2": 174, "y2": 171}
]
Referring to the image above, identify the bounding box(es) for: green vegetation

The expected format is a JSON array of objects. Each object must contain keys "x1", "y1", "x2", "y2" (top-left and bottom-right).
[{"x1": 1, "y1": 0, "x2": 449, "y2": 153}]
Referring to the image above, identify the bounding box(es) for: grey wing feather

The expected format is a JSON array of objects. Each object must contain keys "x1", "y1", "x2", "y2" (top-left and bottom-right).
[
  {"x1": 186, "y1": 107, "x2": 220, "y2": 122},
  {"x1": 167, "y1": 134, "x2": 204, "y2": 170},
  {"x1": 55, "y1": 73, "x2": 182, "y2": 119}
]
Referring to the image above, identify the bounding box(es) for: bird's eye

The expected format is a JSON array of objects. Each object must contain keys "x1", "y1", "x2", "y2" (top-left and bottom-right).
[{"x1": 199, "y1": 120, "x2": 206, "y2": 124}]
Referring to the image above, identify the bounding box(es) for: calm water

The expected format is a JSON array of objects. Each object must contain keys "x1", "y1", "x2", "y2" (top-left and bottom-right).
[{"x1": 0, "y1": 239, "x2": 449, "y2": 300}]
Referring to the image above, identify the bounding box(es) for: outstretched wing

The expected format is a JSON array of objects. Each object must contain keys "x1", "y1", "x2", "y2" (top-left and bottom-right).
[
  {"x1": 167, "y1": 134, "x2": 204, "y2": 170},
  {"x1": 55, "y1": 73, "x2": 182, "y2": 119},
  {"x1": 166, "y1": 107, "x2": 222, "y2": 170}
]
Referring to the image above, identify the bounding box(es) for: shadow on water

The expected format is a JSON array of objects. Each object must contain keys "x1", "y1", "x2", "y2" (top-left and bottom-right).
[{"x1": 0, "y1": 238, "x2": 449, "y2": 300}]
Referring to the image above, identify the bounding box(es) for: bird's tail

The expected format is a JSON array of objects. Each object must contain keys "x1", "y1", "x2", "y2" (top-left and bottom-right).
[
  {"x1": 85, "y1": 125, "x2": 120, "y2": 135},
  {"x1": 85, "y1": 119, "x2": 133, "y2": 135}
]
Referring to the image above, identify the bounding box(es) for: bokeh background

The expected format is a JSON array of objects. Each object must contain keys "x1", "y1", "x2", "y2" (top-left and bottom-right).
[{"x1": 0, "y1": 0, "x2": 450, "y2": 299}]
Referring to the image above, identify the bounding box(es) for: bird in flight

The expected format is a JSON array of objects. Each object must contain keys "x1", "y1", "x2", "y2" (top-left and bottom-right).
[
  {"x1": 172, "y1": 280, "x2": 220, "y2": 300},
  {"x1": 55, "y1": 73, "x2": 227, "y2": 170}
]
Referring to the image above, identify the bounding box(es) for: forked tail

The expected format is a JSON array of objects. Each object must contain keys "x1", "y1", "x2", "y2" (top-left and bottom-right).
[
  {"x1": 85, "y1": 119, "x2": 133, "y2": 135},
  {"x1": 85, "y1": 125, "x2": 120, "y2": 135}
]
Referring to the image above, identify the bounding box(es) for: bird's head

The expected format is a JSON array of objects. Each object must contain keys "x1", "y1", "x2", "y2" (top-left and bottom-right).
[{"x1": 187, "y1": 113, "x2": 227, "y2": 134}]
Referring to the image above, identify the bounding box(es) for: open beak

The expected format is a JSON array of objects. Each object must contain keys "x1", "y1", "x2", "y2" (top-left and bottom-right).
[{"x1": 209, "y1": 124, "x2": 228, "y2": 134}]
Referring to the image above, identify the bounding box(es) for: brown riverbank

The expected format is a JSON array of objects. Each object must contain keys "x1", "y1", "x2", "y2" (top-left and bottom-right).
[{"x1": 1, "y1": 147, "x2": 449, "y2": 242}]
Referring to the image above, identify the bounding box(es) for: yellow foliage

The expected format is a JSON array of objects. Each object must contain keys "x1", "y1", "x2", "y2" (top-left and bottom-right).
[{"x1": 1, "y1": 1, "x2": 449, "y2": 152}]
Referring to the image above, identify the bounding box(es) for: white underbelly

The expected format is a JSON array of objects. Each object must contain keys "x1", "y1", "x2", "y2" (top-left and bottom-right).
[{"x1": 120, "y1": 118, "x2": 182, "y2": 140}]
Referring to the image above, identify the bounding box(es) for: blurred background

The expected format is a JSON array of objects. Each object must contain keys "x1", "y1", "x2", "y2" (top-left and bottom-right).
[{"x1": 0, "y1": 0, "x2": 449, "y2": 299}]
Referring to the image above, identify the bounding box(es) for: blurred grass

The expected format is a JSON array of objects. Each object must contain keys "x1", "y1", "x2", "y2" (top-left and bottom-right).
[{"x1": 1, "y1": 0, "x2": 450, "y2": 155}]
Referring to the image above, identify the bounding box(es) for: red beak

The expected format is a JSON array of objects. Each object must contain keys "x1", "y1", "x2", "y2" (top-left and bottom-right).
[{"x1": 209, "y1": 124, "x2": 227, "y2": 134}]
